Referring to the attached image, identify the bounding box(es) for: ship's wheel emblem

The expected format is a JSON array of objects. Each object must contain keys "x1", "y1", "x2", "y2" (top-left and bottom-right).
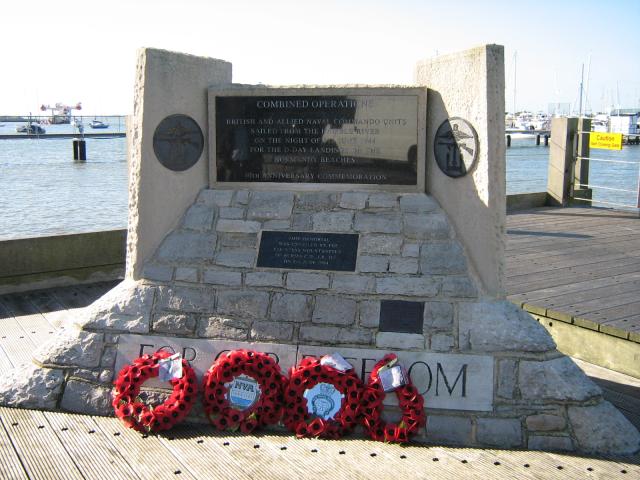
[
  {"x1": 434, "y1": 117, "x2": 479, "y2": 178},
  {"x1": 153, "y1": 114, "x2": 204, "y2": 172}
]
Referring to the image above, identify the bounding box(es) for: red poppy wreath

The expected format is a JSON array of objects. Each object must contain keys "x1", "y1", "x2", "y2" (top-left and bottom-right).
[
  {"x1": 112, "y1": 350, "x2": 198, "y2": 433},
  {"x1": 283, "y1": 356, "x2": 363, "y2": 439},
  {"x1": 202, "y1": 349, "x2": 286, "y2": 433},
  {"x1": 360, "y1": 353, "x2": 426, "y2": 443}
]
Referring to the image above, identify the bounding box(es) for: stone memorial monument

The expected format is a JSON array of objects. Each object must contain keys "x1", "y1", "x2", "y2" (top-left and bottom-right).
[{"x1": 1, "y1": 45, "x2": 638, "y2": 453}]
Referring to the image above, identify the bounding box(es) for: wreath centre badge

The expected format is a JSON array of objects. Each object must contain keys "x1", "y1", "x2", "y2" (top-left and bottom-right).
[
  {"x1": 303, "y1": 382, "x2": 344, "y2": 420},
  {"x1": 225, "y1": 374, "x2": 261, "y2": 411}
]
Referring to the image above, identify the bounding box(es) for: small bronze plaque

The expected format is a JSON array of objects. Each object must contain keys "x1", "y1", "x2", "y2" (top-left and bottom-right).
[
  {"x1": 434, "y1": 117, "x2": 479, "y2": 178},
  {"x1": 153, "y1": 114, "x2": 204, "y2": 171},
  {"x1": 379, "y1": 300, "x2": 425, "y2": 334},
  {"x1": 257, "y1": 231, "x2": 359, "y2": 271}
]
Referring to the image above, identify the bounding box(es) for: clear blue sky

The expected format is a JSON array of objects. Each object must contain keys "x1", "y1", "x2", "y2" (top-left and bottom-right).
[{"x1": 3, "y1": 0, "x2": 639, "y2": 115}]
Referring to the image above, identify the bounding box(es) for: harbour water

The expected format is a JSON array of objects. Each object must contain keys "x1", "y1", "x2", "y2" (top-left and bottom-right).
[{"x1": 0, "y1": 125, "x2": 638, "y2": 240}]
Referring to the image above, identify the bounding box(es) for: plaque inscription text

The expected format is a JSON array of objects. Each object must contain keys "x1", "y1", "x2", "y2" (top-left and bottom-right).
[{"x1": 257, "y1": 231, "x2": 359, "y2": 271}]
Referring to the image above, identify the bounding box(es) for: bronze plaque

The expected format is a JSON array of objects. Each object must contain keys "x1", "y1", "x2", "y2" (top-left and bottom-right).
[
  {"x1": 434, "y1": 117, "x2": 479, "y2": 178},
  {"x1": 153, "y1": 114, "x2": 204, "y2": 171},
  {"x1": 214, "y1": 93, "x2": 419, "y2": 185}
]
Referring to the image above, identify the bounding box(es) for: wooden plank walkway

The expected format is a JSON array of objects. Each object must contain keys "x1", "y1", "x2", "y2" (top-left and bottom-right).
[
  {"x1": 506, "y1": 206, "x2": 640, "y2": 343},
  {"x1": 0, "y1": 406, "x2": 638, "y2": 480},
  {"x1": 0, "y1": 280, "x2": 639, "y2": 477}
]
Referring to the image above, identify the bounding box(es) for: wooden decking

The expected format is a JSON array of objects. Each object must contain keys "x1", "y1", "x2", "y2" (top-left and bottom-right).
[{"x1": 506, "y1": 206, "x2": 640, "y2": 342}]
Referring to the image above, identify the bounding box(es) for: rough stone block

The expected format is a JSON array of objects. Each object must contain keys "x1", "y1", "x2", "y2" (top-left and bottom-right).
[
  {"x1": 82, "y1": 281, "x2": 155, "y2": 333},
  {"x1": 286, "y1": 272, "x2": 329, "y2": 291},
  {"x1": 312, "y1": 296, "x2": 357, "y2": 325},
  {"x1": 216, "y1": 290, "x2": 270, "y2": 319},
  {"x1": 270, "y1": 293, "x2": 312, "y2": 323},
  {"x1": 250, "y1": 321, "x2": 294, "y2": 342},
  {"x1": 403, "y1": 213, "x2": 450, "y2": 239},
  {"x1": 331, "y1": 274, "x2": 374, "y2": 294},
  {"x1": 61, "y1": 380, "x2": 112, "y2": 416},
  {"x1": 299, "y1": 325, "x2": 372, "y2": 345},
  {"x1": 420, "y1": 242, "x2": 467, "y2": 274},
  {"x1": 441, "y1": 276, "x2": 477, "y2": 298},
  {"x1": 157, "y1": 285, "x2": 216, "y2": 313},
  {"x1": 219, "y1": 207, "x2": 245, "y2": 219},
  {"x1": 248, "y1": 192, "x2": 294, "y2": 219},
  {"x1": 426, "y1": 415, "x2": 472, "y2": 445},
  {"x1": 568, "y1": 401, "x2": 640, "y2": 454},
  {"x1": 389, "y1": 256, "x2": 419, "y2": 274},
  {"x1": 197, "y1": 316, "x2": 248, "y2": 340},
  {"x1": 376, "y1": 332, "x2": 424, "y2": 350},
  {"x1": 519, "y1": 357, "x2": 602, "y2": 401},
  {"x1": 430, "y1": 333, "x2": 455, "y2": 352},
  {"x1": 246, "y1": 272, "x2": 283, "y2": 287},
  {"x1": 399, "y1": 194, "x2": 439, "y2": 213},
  {"x1": 216, "y1": 219, "x2": 261, "y2": 234},
  {"x1": 525, "y1": 414, "x2": 566, "y2": 432},
  {"x1": 215, "y1": 248, "x2": 256, "y2": 268},
  {"x1": 358, "y1": 256, "x2": 388, "y2": 273},
  {"x1": 142, "y1": 263, "x2": 173, "y2": 282},
  {"x1": 497, "y1": 359, "x2": 517, "y2": 399},
  {"x1": 354, "y1": 213, "x2": 401, "y2": 233},
  {"x1": 376, "y1": 277, "x2": 439, "y2": 297},
  {"x1": 263, "y1": 220, "x2": 291, "y2": 230},
  {"x1": 34, "y1": 329, "x2": 104, "y2": 368},
  {"x1": 198, "y1": 189, "x2": 233, "y2": 207},
  {"x1": 459, "y1": 301, "x2": 556, "y2": 353},
  {"x1": 402, "y1": 243, "x2": 420, "y2": 257},
  {"x1": 339, "y1": 192, "x2": 368, "y2": 210},
  {"x1": 219, "y1": 233, "x2": 257, "y2": 248},
  {"x1": 182, "y1": 203, "x2": 215, "y2": 231},
  {"x1": 234, "y1": 190, "x2": 250, "y2": 205},
  {"x1": 477, "y1": 418, "x2": 522, "y2": 448},
  {"x1": 292, "y1": 213, "x2": 312, "y2": 230},
  {"x1": 312, "y1": 211, "x2": 354, "y2": 231},
  {"x1": 203, "y1": 269, "x2": 243, "y2": 286},
  {"x1": 175, "y1": 267, "x2": 198, "y2": 283},
  {"x1": 423, "y1": 301, "x2": 453, "y2": 330},
  {"x1": 358, "y1": 301, "x2": 381, "y2": 328},
  {"x1": 296, "y1": 193, "x2": 337, "y2": 210},
  {"x1": 152, "y1": 313, "x2": 197, "y2": 335},
  {"x1": 156, "y1": 231, "x2": 217, "y2": 262},
  {"x1": 100, "y1": 346, "x2": 117, "y2": 367},
  {"x1": 368, "y1": 193, "x2": 398, "y2": 208},
  {"x1": 528, "y1": 435, "x2": 574, "y2": 452},
  {"x1": 360, "y1": 235, "x2": 403, "y2": 255},
  {"x1": 0, "y1": 364, "x2": 64, "y2": 409}
]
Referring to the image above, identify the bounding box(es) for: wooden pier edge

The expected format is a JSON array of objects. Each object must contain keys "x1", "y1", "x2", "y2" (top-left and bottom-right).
[{"x1": 516, "y1": 301, "x2": 640, "y2": 379}]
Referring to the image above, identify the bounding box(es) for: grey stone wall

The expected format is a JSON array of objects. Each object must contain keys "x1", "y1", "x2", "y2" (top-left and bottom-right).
[{"x1": 140, "y1": 189, "x2": 476, "y2": 352}]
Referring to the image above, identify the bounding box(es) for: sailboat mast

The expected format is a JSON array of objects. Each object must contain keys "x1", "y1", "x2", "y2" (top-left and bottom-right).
[
  {"x1": 513, "y1": 51, "x2": 517, "y2": 115},
  {"x1": 578, "y1": 64, "x2": 584, "y2": 118}
]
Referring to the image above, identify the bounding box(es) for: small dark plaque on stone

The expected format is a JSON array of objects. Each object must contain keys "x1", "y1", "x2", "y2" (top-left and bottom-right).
[
  {"x1": 153, "y1": 114, "x2": 204, "y2": 171},
  {"x1": 434, "y1": 117, "x2": 479, "y2": 178},
  {"x1": 379, "y1": 300, "x2": 425, "y2": 334},
  {"x1": 257, "y1": 231, "x2": 359, "y2": 271}
]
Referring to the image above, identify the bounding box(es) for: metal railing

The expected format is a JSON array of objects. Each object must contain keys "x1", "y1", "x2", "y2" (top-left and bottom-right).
[{"x1": 572, "y1": 134, "x2": 640, "y2": 210}]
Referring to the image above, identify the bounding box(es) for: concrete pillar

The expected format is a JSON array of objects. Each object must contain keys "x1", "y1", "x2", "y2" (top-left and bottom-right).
[
  {"x1": 547, "y1": 117, "x2": 578, "y2": 206},
  {"x1": 126, "y1": 49, "x2": 232, "y2": 279},
  {"x1": 415, "y1": 45, "x2": 506, "y2": 298}
]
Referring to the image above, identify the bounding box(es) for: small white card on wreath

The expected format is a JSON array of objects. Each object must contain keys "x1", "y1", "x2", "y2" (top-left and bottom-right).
[
  {"x1": 378, "y1": 364, "x2": 408, "y2": 392},
  {"x1": 320, "y1": 352, "x2": 353, "y2": 372},
  {"x1": 158, "y1": 353, "x2": 183, "y2": 382}
]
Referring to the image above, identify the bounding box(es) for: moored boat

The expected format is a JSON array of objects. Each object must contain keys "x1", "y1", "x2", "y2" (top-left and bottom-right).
[{"x1": 89, "y1": 119, "x2": 109, "y2": 129}]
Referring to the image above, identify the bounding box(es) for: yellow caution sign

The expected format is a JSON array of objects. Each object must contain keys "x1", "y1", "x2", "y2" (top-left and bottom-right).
[{"x1": 589, "y1": 132, "x2": 623, "y2": 150}]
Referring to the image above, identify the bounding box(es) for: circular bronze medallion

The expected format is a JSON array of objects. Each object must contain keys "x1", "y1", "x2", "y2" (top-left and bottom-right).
[
  {"x1": 153, "y1": 114, "x2": 204, "y2": 172},
  {"x1": 433, "y1": 117, "x2": 479, "y2": 178}
]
